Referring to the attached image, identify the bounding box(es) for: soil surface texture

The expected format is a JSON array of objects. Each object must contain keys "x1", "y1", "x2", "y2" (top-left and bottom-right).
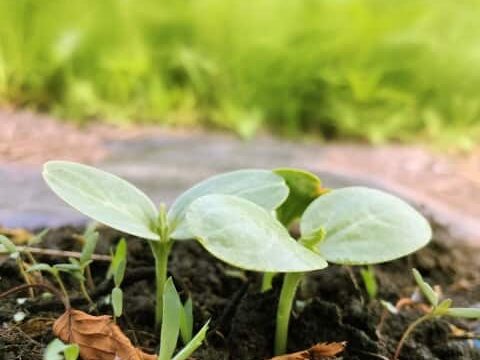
[{"x1": 1, "y1": 222, "x2": 479, "y2": 360}]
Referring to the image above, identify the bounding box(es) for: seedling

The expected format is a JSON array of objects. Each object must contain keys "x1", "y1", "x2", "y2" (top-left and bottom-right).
[
  {"x1": 44, "y1": 338, "x2": 79, "y2": 360},
  {"x1": 27, "y1": 226, "x2": 99, "y2": 307},
  {"x1": 393, "y1": 268, "x2": 480, "y2": 360},
  {"x1": 109, "y1": 238, "x2": 127, "y2": 319},
  {"x1": 0, "y1": 234, "x2": 36, "y2": 297},
  {"x1": 261, "y1": 168, "x2": 326, "y2": 292},
  {"x1": 360, "y1": 265, "x2": 378, "y2": 301},
  {"x1": 158, "y1": 278, "x2": 209, "y2": 360},
  {"x1": 185, "y1": 185, "x2": 432, "y2": 355},
  {"x1": 43, "y1": 161, "x2": 328, "y2": 328}
]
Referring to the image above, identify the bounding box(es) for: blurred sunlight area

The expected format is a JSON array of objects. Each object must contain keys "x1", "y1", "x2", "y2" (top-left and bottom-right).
[{"x1": 1, "y1": 0, "x2": 480, "y2": 148}]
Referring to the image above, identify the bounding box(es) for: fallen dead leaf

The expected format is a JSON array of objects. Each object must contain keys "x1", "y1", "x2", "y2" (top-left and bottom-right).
[
  {"x1": 269, "y1": 342, "x2": 346, "y2": 360},
  {"x1": 53, "y1": 309, "x2": 157, "y2": 360}
]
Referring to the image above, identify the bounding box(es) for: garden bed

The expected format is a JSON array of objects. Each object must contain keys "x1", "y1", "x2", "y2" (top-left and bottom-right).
[{"x1": 1, "y1": 222, "x2": 479, "y2": 360}]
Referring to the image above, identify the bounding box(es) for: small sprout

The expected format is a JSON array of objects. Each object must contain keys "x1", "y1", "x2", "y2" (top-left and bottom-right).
[
  {"x1": 111, "y1": 287, "x2": 123, "y2": 318},
  {"x1": 360, "y1": 265, "x2": 378, "y2": 301},
  {"x1": 179, "y1": 296, "x2": 193, "y2": 344},
  {"x1": 44, "y1": 338, "x2": 79, "y2": 360},
  {"x1": 158, "y1": 278, "x2": 209, "y2": 360},
  {"x1": 28, "y1": 228, "x2": 49, "y2": 246},
  {"x1": 394, "y1": 269, "x2": 480, "y2": 360},
  {"x1": 0, "y1": 235, "x2": 20, "y2": 259},
  {"x1": 27, "y1": 263, "x2": 69, "y2": 300},
  {"x1": 110, "y1": 238, "x2": 127, "y2": 319},
  {"x1": 186, "y1": 186, "x2": 432, "y2": 355},
  {"x1": 1, "y1": 234, "x2": 35, "y2": 297}
]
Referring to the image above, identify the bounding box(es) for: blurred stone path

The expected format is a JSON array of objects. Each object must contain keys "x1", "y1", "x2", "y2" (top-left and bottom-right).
[{"x1": 1, "y1": 109, "x2": 479, "y2": 246}]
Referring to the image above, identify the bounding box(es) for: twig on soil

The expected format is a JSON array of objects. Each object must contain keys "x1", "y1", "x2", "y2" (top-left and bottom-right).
[{"x1": 0, "y1": 245, "x2": 111, "y2": 261}]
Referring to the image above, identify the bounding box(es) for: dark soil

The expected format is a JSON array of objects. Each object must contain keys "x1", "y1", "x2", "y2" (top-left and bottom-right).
[{"x1": 1, "y1": 222, "x2": 479, "y2": 360}]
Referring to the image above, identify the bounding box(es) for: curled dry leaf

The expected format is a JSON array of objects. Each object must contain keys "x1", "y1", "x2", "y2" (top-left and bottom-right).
[
  {"x1": 269, "y1": 342, "x2": 346, "y2": 360},
  {"x1": 53, "y1": 309, "x2": 157, "y2": 360}
]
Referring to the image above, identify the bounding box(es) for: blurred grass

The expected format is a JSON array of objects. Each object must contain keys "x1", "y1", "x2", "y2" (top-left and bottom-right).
[{"x1": 1, "y1": 0, "x2": 479, "y2": 148}]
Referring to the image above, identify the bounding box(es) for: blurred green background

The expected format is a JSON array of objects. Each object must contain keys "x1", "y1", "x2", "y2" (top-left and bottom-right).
[{"x1": 1, "y1": 0, "x2": 479, "y2": 148}]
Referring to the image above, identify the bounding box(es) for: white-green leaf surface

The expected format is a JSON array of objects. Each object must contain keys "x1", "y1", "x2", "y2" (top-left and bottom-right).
[
  {"x1": 186, "y1": 195, "x2": 327, "y2": 272},
  {"x1": 300, "y1": 187, "x2": 431, "y2": 265},
  {"x1": 168, "y1": 169, "x2": 289, "y2": 240},
  {"x1": 43, "y1": 161, "x2": 159, "y2": 240}
]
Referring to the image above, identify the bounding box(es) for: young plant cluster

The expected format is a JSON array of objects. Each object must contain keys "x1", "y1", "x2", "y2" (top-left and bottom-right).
[{"x1": 37, "y1": 160, "x2": 436, "y2": 357}]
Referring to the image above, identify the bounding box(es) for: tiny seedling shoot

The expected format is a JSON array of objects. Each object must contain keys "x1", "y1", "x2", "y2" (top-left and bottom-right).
[
  {"x1": 158, "y1": 278, "x2": 210, "y2": 360},
  {"x1": 42, "y1": 161, "x2": 328, "y2": 328},
  {"x1": 184, "y1": 178, "x2": 432, "y2": 355},
  {"x1": 393, "y1": 268, "x2": 480, "y2": 360}
]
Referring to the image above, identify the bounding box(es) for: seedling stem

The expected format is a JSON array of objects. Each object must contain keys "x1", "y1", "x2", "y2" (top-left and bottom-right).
[{"x1": 274, "y1": 272, "x2": 303, "y2": 355}]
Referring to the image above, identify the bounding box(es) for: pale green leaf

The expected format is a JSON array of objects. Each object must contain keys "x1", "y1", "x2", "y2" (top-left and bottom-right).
[
  {"x1": 179, "y1": 297, "x2": 193, "y2": 344},
  {"x1": 79, "y1": 224, "x2": 99, "y2": 265},
  {"x1": 44, "y1": 338, "x2": 66, "y2": 360},
  {"x1": 274, "y1": 168, "x2": 325, "y2": 226},
  {"x1": 446, "y1": 307, "x2": 480, "y2": 319},
  {"x1": 186, "y1": 195, "x2": 327, "y2": 272},
  {"x1": 172, "y1": 320, "x2": 210, "y2": 360},
  {"x1": 114, "y1": 259, "x2": 126, "y2": 287},
  {"x1": 63, "y1": 344, "x2": 80, "y2": 360},
  {"x1": 433, "y1": 298, "x2": 452, "y2": 315},
  {"x1": 44, "y1": 339, "x2": 79, "y2": 360},
  {"x1": 158, "y1": 278, "x2": 181, "y2": 360},
  {"x1": 413, "y1": 268, "x2": 438, "y2": 306},
  {"x1": 168, "y1": 169, "x2": 289, "y2": 240},
  {"x1": 0, "y1": 235, "x2": 17, "y2": 254},
  {"x1": 27, "y1": 263, "x2": 54, "y2": 274},
  {"x1": 112, "y1": 287, "x2": 123, "y2": 318},
  {"x1": 43, "y1": 161, "x2": 159, "y2": 240},
  {"x1": 107, "y1": 238, "x2": 127, "y2": 280},
  {"x1": 300, "y1": 187, "x2": 432, "y2": 264}
]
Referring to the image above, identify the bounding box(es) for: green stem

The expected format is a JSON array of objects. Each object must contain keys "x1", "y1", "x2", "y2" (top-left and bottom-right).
[
  {"x1": 52, "y1": 272, "x2": 69, "y2": 301},
  {"x1": 79, "y1": 279, "x2": 94, "y2": 307},
  {"x1": 261, "y1": 272, "x2": 276, "y2": 292},
  {"x1": 393, "y1": 314, "x2": 433, "y2": 360},
  {"x1": 274, "y1": 272, "x2": 304, "y2": 355},
  {"x1": 150, "y1": 240, "x2": 172, "y2": 328}
]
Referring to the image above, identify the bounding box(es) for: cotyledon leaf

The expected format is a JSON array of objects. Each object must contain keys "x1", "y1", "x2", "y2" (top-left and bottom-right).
[
  {"x1": 274, "y1": 168, "x2": 326, "y2": 227},
  {"x1": 186, "y1": 194, "x2": 327, "y2": 272},
  {"x1": 300, "y1": 187, "x2": 432, "y2": 265},
  {"x1": 43, "y1": 161, "x2": 160, "y2": 240},
  {"x1": 168, "y1": 169, "x2": 289, "y2": 240}
]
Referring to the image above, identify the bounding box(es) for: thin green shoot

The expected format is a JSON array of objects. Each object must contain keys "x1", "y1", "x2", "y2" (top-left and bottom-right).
[{"x1": 394, "y1": 269, "x2": 480, "y2": 360}]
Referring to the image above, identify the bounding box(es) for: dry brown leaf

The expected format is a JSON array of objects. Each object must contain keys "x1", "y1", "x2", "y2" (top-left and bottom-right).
[
  {"x1": 53, "y1": 309, "x2": 157, "y2": 360},
  {"x1": 269, "y1": 342, "x2": 346, "y2": 360}
]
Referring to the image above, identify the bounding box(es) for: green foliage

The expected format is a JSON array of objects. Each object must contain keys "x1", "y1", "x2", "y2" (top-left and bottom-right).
[
  {"x1": 360, "y1": 265, "x2": 378, "y2": 301},
  {"x1": 1, "y1": 0, "x2": 480, "y2": 147},
  {"x1": 44, "y1": 338, "x2": 79, "y2": 360},
  {"x1": 0, "y1": 235, "x2": 19, "y2": 259},
  {"x1": 43, "y1": 161, "x2": 160, "y2": 240},
  {"x1": 300, "y1": 187, "x2": 432, "y2": 264},
  {"x1": 186, "y1": 194, "x2": 327, "y2": 272},
  {"x1": 110, "y1": 239, "x2": 127, "y2": 319},
  {"x1": 179, "y1": 297, "x2": 193, "y2": 345},
  {"x1": 274, "y1": 168, "x2": 325, "y2": 227},
  {"x1": 159, "y1": 278, "x2": 209, "y2": 360},
  {"x1": 413, "y1": 268, "x2": 480, "y2": 318},
  {"x1": 43, "y1": 160, "x2": 292, "y2": 327},
  {"x1": 168, "y1": 169, "x2": 289, "y2": 240},
  {"x1": 111, "y1": 287, "x2": 123, "y2": 318}
]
